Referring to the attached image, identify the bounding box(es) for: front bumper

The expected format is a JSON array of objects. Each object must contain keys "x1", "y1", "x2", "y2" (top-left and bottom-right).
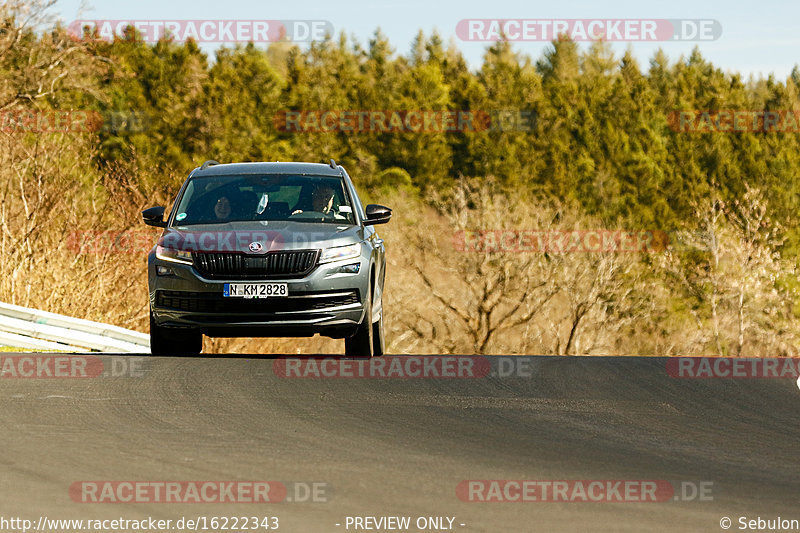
[{"x1": 148, "y1": 253, "x2": 369, "y2": 339}]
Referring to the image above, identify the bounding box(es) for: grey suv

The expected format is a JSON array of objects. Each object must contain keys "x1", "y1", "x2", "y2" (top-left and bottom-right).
[{"x1": 142, "y1": 160, "x2": 391, "y2": 357}]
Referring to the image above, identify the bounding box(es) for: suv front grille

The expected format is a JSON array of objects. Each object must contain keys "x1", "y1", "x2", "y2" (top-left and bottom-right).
[{"x1": 193, "y1": 250, "x2": 319, "y2": 279}]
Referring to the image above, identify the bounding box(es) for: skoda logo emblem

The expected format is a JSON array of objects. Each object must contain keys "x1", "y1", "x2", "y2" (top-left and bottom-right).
[{"x1": 249, "y1": 241, "x2": 263, "y2": 252}]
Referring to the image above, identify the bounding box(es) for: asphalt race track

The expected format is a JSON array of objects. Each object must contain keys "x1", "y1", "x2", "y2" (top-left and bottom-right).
[{"x1": 1, "y1": 354, "x2": 799, "y2": 532}]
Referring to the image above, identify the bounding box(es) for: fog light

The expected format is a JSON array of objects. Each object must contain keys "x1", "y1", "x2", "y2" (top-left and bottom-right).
[
  {"x1": 156, "y1": 265, "x2": 173, "y2": 276},
  {"x1": 339, "y1": 263, "x2": 360, "y2": 274}
]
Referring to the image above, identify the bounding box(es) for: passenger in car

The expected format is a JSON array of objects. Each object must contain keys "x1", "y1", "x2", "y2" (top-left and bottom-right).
[{"x1": 214, "y1": 196, "x2": 232, "y2": 220}]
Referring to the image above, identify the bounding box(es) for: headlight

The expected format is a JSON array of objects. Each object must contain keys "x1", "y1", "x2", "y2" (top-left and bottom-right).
[
  {"x1": 156, "y1": 245, "x2": 193, "y2": 265},
  {"x1": 319, "y1": 243, "x2": 361, "y2": 264}
]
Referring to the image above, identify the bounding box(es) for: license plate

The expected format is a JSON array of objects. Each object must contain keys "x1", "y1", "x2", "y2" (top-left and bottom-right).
[{"x1": 223, "y1": 283, "x2": 288, "y2": 298}]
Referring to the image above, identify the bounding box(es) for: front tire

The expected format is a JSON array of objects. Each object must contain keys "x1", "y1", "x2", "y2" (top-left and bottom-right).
[
  {"x1": 345, "y1": 285, "x2": 374, "y2": 357},
  {"x1": 150, "y1": 311, "x2": 202, "y2": 356},
  {"x1": 372, "y1": 304, "x2": 385, "y2": 356}
]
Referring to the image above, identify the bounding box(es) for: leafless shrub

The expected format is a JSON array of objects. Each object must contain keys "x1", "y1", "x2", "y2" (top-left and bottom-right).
[
  {"x1": 0, "y1": 0, "x2": 101, "y2": 111},
  {"x1": 658, "y1": 185, "x2": 799, "y2": 356},
  {"x1": 385, "y1": 177, "x2": 653, "y2": 355}
]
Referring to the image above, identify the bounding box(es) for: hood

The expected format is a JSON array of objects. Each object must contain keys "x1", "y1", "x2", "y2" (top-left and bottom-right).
[{"x1": 159, "y1": 220, "x2": 363, "y2": 254}]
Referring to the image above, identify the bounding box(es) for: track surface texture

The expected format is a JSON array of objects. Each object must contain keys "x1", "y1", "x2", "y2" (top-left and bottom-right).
[{"x1": 1, "y1": 354, "x2": 798, "y2": 532}]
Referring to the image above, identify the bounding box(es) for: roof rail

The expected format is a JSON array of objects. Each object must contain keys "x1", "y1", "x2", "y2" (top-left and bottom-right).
[
  {"x1": 201, "y1": 160, "x2": 220, "y2": 170},
  {"x1": 329, "y1": 158, "x2": 337, "y2": 169}
]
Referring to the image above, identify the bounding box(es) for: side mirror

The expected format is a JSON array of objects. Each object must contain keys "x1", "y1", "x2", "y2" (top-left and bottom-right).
[
  {"x1": 364, "y1": 204, "x2": 392, "y2": 226},
  {"x1": 142, "y1": 206, "x2": 167, "y2": 228}
]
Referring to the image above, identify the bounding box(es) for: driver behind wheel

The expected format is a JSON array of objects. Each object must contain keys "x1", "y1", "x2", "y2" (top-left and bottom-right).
[{"x1": 292, "y1": 184, "x2": 336, "y2": 216}]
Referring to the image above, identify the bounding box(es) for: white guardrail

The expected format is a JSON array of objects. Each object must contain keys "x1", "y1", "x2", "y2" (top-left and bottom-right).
[{"x1": 0, "y1": 301, "x2": 150, "y2": 353}]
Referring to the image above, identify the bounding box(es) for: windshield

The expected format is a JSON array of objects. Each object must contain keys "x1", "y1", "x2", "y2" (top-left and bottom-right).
[{"x1": 172, "y1": 174, "x2": 356, "y2": 226}]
